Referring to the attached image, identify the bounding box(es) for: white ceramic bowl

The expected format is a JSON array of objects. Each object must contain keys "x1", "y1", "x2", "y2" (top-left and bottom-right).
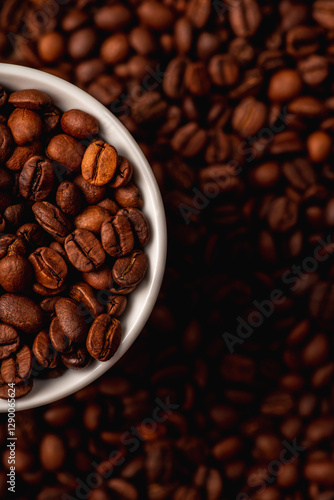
[{"x1": 0, "y1": 64, "x2": 167, "y2": 412}]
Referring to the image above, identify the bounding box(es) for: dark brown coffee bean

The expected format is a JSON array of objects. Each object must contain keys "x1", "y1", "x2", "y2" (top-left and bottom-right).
[
  {"x1": 101, "y1": 212, "x2": 134, "y2": 258},
  {"x1": 8, "y1": 108, "x2": 42, "y2": 146},
  {"x1": 81, "y1": 140, "x2": 118, "y2": 187},
  {"x1": 16, "y1": 223, "x2": 47, "y2": 250},
  {"x1": 69, "y1": 282, "x2": 104, "y2": 318},
  {"x1": 40, "y1": 297, "x2": 60, "y2": 314},
  {"x1": 0, "y1": 376, "x2": 32, "y2": 400},
  {"x1": 106, "y1": 295, "x2": 127, "y2": 317},
  {"x1": 19, "y1": 156, "x2": 55, "y2": 201},
  {"x1": 109, "y1": 156, "x2": 133, "y2": 189},
  {"x1": 86, "y1": 314, "x2": 122, "y2": 361},
  {"x1": 74, "y1": 206, "x2": 110, "y2": 233},
  {"x1": 4, "y1": 203, "x2": 24, "y2": 230},
  {"x1": 0, "y1": 294, "x2": 44, "y2": 334},
  {"x1": 61, "y1": 109, "x2": 99, "y2": 139},
  {"x1": 43, "y1": 106, "x2": 61, "y2": 134},
  {"x1": 228, "y1": 68, "x2": 263, "y2": 100},
  {"x1": 55, "y1": 298, "x2": 88, "y2": 342},
  {"x1": 65, "y1": 229, "x2": 105, "y2": 272},
  {"x1": 171, "y1": 122, "x2": 207, "y2": 158},
  {"x1": 313, "y1": 0, "x2": 334, "y2": 29},
  {"x1": 94, "y1": 4, "x2": 132, "y2": 31},
  {"x1": 56, "y1": 181, "x2": 81, "y2": 216},
  {"x1": 8, "y1": 89, "x2": 52, "y2": 109},
  {"x1": 33, "y1": 331, "x2": 58, "y2": 369},
  {"x1": 186, "y1": 0, "x2": 211, "y2": 29},
  {"x1": 88, "y1": 74, "x2": 123, "y2": 107},
  {"x1": 49, "y1": 317, "x2": 72, "y2": 354},
  {"x1": 47, "y1": 134, "x2": 85, "y2": 173},
  {"x1": 114, "y1": 183, "x2": 143, "y2": 209},
  {"x1": 82, "y1": 266, "x2": 114, "y2": 291},
  {"x1": 0, "y1": 254, "x2": 32, "y2": 292},
  {"x1": 268, "y1": 69, "x2": 303, "y2": 102},
  {"x1": 6, "y1": 141, "x2": 42, "y2": 171},
  {"x1": 75, "y1": 58, "x2": 106, "y2": 85},
  {"x1": 228, "y1": 0, "x2": 262, "y2": 38},
  {"x1": 184, "y1": 62, "x2": 211, "y2": 96},
  {"x1": 0, "y1": 234, "x2": 26, "y2": 259},
  {"x1": 267, "y1": 197, "x2": 299, "y2": 232},
  {"x1": 208, "y1": 55, "x2": 240, "y2": 87},
  {"x1": 1, "y1": 344, "x2": 32, "y2": 383},
  {"x1": 249, "y1": 161, "x2": 281, "y2": 188},
  {"x1": 61, "y1": 345, "x2": 91, "y2": 370},
  {"x1": 68, "y1": 27, "x2": 97, "y2": 61},
  {"x1": 131, "y1": 91, "x2": 168, "y2": 125},
  {"x1": 0, "y1": 324, "x2": 19, "y2": 360},
  {"x1": 39, "y1": 434, "x2": 66, "y2": 471},
  {"x1": 232, "y1": 97, "x2": 267, "y2": 138},
  {"x1": 298, "y1": 55, "x2": 329, "y2": 86},
  {"x1": 288, "y1": 96, "x2": 325, "y2": 118},
  {"x1": 0, "y1": 123, "x2": 13, "y2": 162},
  {"x1": 282, "y1": 158, "x2": 316, "y2": 191},
  {"x1": 74, "y1": 175, "x2": 106, "y2": 205},
  {"x1": 137, "y1": 1, "x2": 174, "y2": 30},
  {"x1": 100, "y1": 33, "x2": 129, "y2": 65},
  {"x1": 113, "y1": 250, "x2": 148, "y2": 288},
  {"x1": 307, "y1": 131, "x2": 332, "y2": 163},
  {"x1": 28, "y1": 247, "x2": 68, "y2": 290},
  {"x1": 286, "y1": 25, "x2": 323, "y2": 58},
  {"x1": 32, "y1": 202, "x2": 72, "y2": 243},
  {"x1": 163, "y1": 57, "x2": 188, "y2": 99},
  {"x1": 309, "y1": 282, "x2": 334, "y2": 329},
  {"x1": 33, "y1": 281, "x2": 67, "y2": 298}
]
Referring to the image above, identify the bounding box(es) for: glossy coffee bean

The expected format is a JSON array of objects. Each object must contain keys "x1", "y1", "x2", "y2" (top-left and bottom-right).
[
  {"x1": 56, "y1": 181, "x2": 81, "y2": 216},
  {"x1": 86, "y1": 314, "x2": 122, "y2": 361},
  {"x1": 61, "y1": 346, "x2": 90, "y2": 369},
  {"x1": 47, "y1": 134, "x2": 85, "y2": 173},
  {"x1": 0, "y1": 324, "x2": 19, "y2": 360},
  {"x1": 19, "y1": 156, "x2": 55, "y2": 201},
  {"x1": 55, "y1": 298, "x2": 88, "y2": 342},
  {"x1": 8, "y1": 89, "x2": 51, "y2": 109},
  {"x1": 112, "y1": 250, "x2": 148, "y2": 288},
  {"x1": 81, "y1": 140, "x2": 118, "y2": 186},
  {"x1": 32, "y1": 331, "x2": 58, "y2": 369},
  {"x1": 74, "y1": 206, "x2": 110, "y2": 233},
  {"x1": 0, "y1": 254, "x2": 32, "y2": 292},
  {"x1": 109, "y1": 156, "x2": 133, "y2": 189},
  {"x1": 61, "y1": 109, "x2": 99, "y2": 139},
  {"x1": 69, "y1": 282, "x2": 104, "y2": 318},
  {"x1": 49, "y1": 317, "x2": 72, "y2": 354},
  {"x1": 7, "y1": 108, "x2": 42, "y2": 146},
  {"x1": 0, "y1": 294, "x2": 44, "y2": 334},
  {"x1": 65, "y1": 229, "x2": 105, "y2": 272},
  {"x1": 28, "y1": 247, "x2": 68, "y2": 289},
  {"x1": 33, "y1": 202, "x2": 72, "y2": 243},
  {"x1": 1, "y1": 344, "x2": 32, "y2": 383}
]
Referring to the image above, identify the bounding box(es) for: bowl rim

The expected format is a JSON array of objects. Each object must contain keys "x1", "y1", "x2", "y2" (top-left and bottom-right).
[{"x1": 0, "y1": 63, "x2": 167, "y2": 412}]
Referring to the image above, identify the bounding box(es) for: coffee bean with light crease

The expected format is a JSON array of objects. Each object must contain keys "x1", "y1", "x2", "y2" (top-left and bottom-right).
[
  {"x1": 32, "y1": 330, "x2": 58, "y2": 368},
  {"x1": 19, "y1": 155, "x2": 55, "y2": 201},
  {"x1": 81, "y1": 140, "x2": 118, "y2": 186},
  {"x1": 32, "y1": 201, "x2": 72, "y2": 243},
  {"x1": 113, "y1": 250, "x2": 148, "y2": 288},
  {"x1": 86, "y1": 314, "x2": 122, "y2": 361}
]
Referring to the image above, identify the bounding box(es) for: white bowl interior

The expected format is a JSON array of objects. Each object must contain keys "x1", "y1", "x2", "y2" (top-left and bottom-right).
[{"x1": 0, "y1": 64, "x2": 167, "y2": 411}]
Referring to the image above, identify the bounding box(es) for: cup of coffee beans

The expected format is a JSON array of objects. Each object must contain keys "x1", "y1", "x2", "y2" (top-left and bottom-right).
[{"x1": 0, "y1": 64, "x2": 167, "y2": 411}]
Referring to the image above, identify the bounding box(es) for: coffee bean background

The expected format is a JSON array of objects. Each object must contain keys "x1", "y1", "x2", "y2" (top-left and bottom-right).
[{"x1": 1, "y1": 0, "x2": 334, "y2": 499}]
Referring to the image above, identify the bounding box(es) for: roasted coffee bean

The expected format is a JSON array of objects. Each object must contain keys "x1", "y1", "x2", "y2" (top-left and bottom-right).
[
  {"x1": 137, "y1": 0, "x2": 174, "y2": 30},
  {"x1": 86, "y1": 314, "x2": 122, "y2": 361},
  {"x1": 19, "y1": 156, "x2": 55, "y2": 201},
  {"x1": 268, "y1": 69, "x2": 303, "y2": 102},
  {"x1": 309, "y1": 282, "x2": 334, "y2": 329},
  {"x1": 69, "y1": 282, "x2": 104, "y2": 318},
  {"x1": 82, "y1": 265, "x2": 114, "y2": 291},
  {"x1": 228, "y1": 0, "x2": 262, "y2": 38},
  {"x1": 74, "y1": 175, "x2": 106, "y2": 205},
  {"x1": 74, "y1": 206, "x2": 110, "y2": 233},
  {"x1": 286, "y1": 25, "x2": 323, "y2": 58},
  {"x1": 61, "y1": 109, "x2": 99, "y2": 139},
  {"x1": 33, "y1": 202, "x2": 72, "y2": 243},
  {"x1": 313, "y1": 0, "x2": 334, "y2": 30},
  {"x1": 49, "y1": 317, "x2": 72, "y2": 354},
  {"x1": 61, "y1": 346, "x2": 90, "y2": 369},
  {"x1": 0, "y1": 123, "x2": 13, "y2": 162},
  {"x1": 81, "y1": 140, "x2": 118, "y2": 186},
  {"x1": 267, "y1": 197, "x2": 299, "y2": 232},
  {"x1": 1, "y1": 344, "x2": 32, "y2": 383},
  {"x1": 106, "y1": 295, "x2": 127, "y2": 317},
  {"x1": 7, "y1": 108, "x2": 42, "y2": 146},
  {"x1": 0, "y1": 324, "x2": 19, "y2": 360},
  {"x1": 29, "y1": 247, "x2": 68, "y2": 289},
  {"x1": 232, "y1": 97, "x2": 267, "y2": 138},
  {"x1": 56, "y1": 181, "x2": 81, "y2": 216},
  {"x1": 5, "y1": 140, "x2": 42, "y2": 171},
  {"x1": 171, "y1": 122, "x2": 207, "y2": 158},
  {"x1": 101, "y1": 212, "x2": 134, "y2": 258},
  {"x1": 4, "y1": 203, "x2": 24, "y2": 229},
  {"x1": 65, "y1": 229, "x2": 105, "y2": 272},
  {"x1": 55, "y1": 298, "x2": 88, "y2": 342},
  {"x1": 208, "y1": 54, "x2": 240, "y2": 87},
  {"x1": 109, "y1": 156, "x2": 133, "y2": 189},
  {"x1": 298, "y1": 55, "x2": 329, "y2": 86},
  {"x1": 8, "y1": 89, "x2": 52, "y2": 109},
  {"x1": 94, "y1": 4, "x2": 132, "y2": 31},
  {"x1": 33, "y1": 331, "x2": 58, "y2": 369},
  {"x1": 163, "y1": 57, "x2": 188, "y2": 99},
  {"x1": 0, "y1": 294, "x2": 44, "y2": 334},
  {"x1": 16, "y1": 223, "x2": 47, "y2": 250},
  {"x1": 131, "y1": 91, "x2": 168, "y2": 125},
  {"x1": 47, "y1": 134, "x2": 86, "y2": 173},
  {"x1": 114, "y1": 183, "x2": 143, "y2": 209},
  {"x1": 184, "y1": 62, "x2": 210, "y2": 96},
  {"x1": 113, "y1": 250, "x2": 148, "y2": 288},
  {"x1": 0, "y1": 234, "x2": 26, "y2": 258},
  {"x1": 282, "y1": 158, "x2": 316, "y2": 191},
  {"x1": 307, "y1": 131, "x2": 332, "y2": 163},
  {"x1": 0, "y1": 254, "x2": 32, "y2": 292},
  {"x1": 43, "y1": 105, "x2": 61, "y2": 133}
]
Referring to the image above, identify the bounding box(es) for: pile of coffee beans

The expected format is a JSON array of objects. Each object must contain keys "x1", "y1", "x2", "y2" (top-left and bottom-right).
[
  {"x1": 2, "y1": 0, "x2": 334, "y2": 498},
  {"x1": 0, "y1": 87, "x2": 149, "y2": 398}
]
